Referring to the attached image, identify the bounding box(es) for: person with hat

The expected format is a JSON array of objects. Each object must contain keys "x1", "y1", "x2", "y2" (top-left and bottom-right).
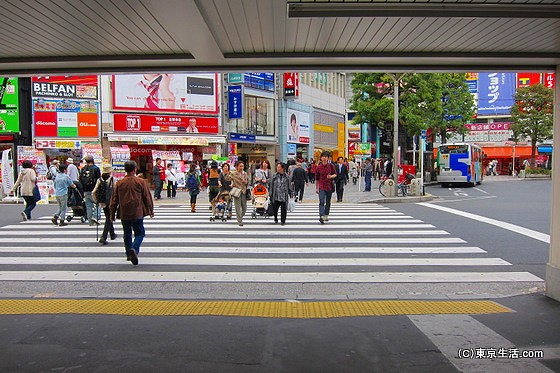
[
  {"x1": 93, "y1": 164, "x2": 117, "y2": 245},
  {"x1": 66, "y1": 157, "x2": 79, "y2": 182}
]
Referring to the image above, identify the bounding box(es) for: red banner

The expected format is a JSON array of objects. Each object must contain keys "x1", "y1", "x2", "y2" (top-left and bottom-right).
[
  {"x1": 113, "y1": 113, "x2": 219, "y2": 134},
  {"x1": 284, "y1": 73, "x2": 299, "y2": 98},
  {"x1": 517, "y1": 73, "x2": 541, "y2": 88},
  {"x1": 544, "y1": 73, "x2": 556, "y2": 89}
]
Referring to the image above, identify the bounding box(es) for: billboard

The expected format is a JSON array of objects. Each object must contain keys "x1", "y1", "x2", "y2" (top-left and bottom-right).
[
  {"x1": 113, "y1": 114, "x2": 219, "y2": 134},
  {"x1": 32, "y1": 76, "x2": 98, "y2": 99},
  {"x1": 112, "y1": 73, "x2": 219, "y2": 114},
  {"x1": 0, "y1": 78, "x2": 19, "y2": 132},
  {"x1": 33, "y1": 99, "x2": 99, "y2": 137},
  {"x1": 286, "y1": 108, "x2": 310, "y2": 144},
  {"x1": 477, "y1": 73, "x2": 516, "y2": 116}
]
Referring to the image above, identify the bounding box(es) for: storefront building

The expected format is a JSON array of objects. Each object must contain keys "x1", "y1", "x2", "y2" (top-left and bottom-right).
[
  {"x1": 225, "y1": 73, "x2": 277, "y2": 165},
  {"x1": 104, "y1": 73, "x2": 225, "y2": 179}
]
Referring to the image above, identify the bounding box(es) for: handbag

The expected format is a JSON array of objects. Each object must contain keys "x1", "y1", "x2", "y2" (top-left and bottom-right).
[
  {"x1": 230, "y1": 186, "x2": 242, "y2": 198},
  {"x1": 32, "y1": 185, "x2": 41, "y2": 202}
]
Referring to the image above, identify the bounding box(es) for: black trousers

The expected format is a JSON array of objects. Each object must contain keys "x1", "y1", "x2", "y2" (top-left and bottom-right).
[
  {"x1": 335, "y1": 180, "x2": 345, "y2": 202},
  {"x1": 100, "y1": 206, "x2": 115, "y2": 241},
  {"x1": 273, "y1": 200, "x2": 287, "y2": 223},
  {"x1": 294, "y1": 182, "x2": 305, "y2": 201}
]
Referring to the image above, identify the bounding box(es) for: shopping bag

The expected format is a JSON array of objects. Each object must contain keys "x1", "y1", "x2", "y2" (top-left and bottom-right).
[{"x1": 287, "y1": 198, "x2": 296, "y2": 212}]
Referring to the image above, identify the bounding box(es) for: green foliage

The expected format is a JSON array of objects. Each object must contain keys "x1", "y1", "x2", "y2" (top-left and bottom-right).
[
  {"x1": 510, "y1": 84, "x2": 553, "y2": 162},
  {"x1": 525, "y1": 166, "x2": 551, "y2": 176},
  {"x1": 350, "y1": 73, "x2": 474, "y2": 143}
]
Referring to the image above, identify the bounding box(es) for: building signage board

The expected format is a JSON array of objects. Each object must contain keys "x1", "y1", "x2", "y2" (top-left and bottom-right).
[
  {"x1": 0, "y1": 77, "x2": 19, "y2": 132},
  {"x1": 33, "y1": 99, "x2": 99, "y2": 137},
  {"x1": 113, "y1": 113, "x2": 219, "y2": 134},
  {"x1": 477, "y1": 73, "x2": 516, "y2": 116},
  {"x1": 227, "y1": 85, "x2": 243, "y2": 119},
  {"x1": 287, "y1": 108, "x2": 310, "y2": 144},
  {"x1": 229, "y1": 133, "x2": 256, "y2": 142},
  {"x1": 112, "y1": 73, "x2": 219, "y2": 114},
  {"x1": 32, "y1": 76, "x2": 98, "y2": 99},
  {"x1": 284, "y1": 73, "x2": 299, "y2": 98}
]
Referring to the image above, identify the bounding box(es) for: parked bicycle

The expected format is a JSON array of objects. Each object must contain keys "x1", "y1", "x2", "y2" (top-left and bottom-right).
[{"x1": 379, "y1": 173, "x2": 415, "y2": 197}]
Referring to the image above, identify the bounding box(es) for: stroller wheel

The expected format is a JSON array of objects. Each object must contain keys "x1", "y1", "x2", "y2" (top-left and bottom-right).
[
  {"x1": 251, "y1": 212, "x2": 256, "y2": 218},
  {"x1": 66, "y1": 216, "x2": 72, "y2": 222},
  {"x1": 222, "y1": 218, "x2": 227, "y2": 222},
  {"x1": 209, "y1": 217, "x2": 215, "y2": 221},
  {"x1": 81, "y1": 217, "x2": 86, "y2": 223}
]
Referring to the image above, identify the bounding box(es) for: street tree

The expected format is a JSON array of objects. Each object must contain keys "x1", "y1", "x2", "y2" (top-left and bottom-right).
[
  {"x1": 350, "y1": 73, "x2": 474, "y2": 149},
  {"x1": 510, "y1": 83, "x2": 553, "y2": 164}
]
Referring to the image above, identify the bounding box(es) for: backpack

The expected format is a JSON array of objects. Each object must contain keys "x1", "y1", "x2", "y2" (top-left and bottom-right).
[
  {"x1": 46, "y1": 166, "x2": 57, "y2": 180},
  {"x1": 186, "y1": 173, "x2": 198, "y2": 190},
  {"x1": 94, "y1": 177, "x2": 113, "y2": 205},
  {"x1": 79, "y1": 166, "x2": 96, "y2": 188},
  {"x1": 46, "y1": 170, "x2": 54, "y2": 180}
]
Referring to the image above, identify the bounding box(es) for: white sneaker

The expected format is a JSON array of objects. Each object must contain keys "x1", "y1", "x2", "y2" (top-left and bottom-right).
[
  {"x1": 20, "y1": 212, "x2": 27, "y2": 221},
  {"x1": 324, "y1": 215, "x2": 329, "y2": 221}
]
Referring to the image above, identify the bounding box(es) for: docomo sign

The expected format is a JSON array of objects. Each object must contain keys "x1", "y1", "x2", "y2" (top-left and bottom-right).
[
  {"x1": 113, "y1": 113, "x2": 219, "y2": 134},
  {"x1": 36, "y1": 139, "x2": 82, "y2": 149}
]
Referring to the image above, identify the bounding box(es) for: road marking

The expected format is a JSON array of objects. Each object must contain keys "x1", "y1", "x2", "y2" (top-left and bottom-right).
[
  {"x1": 0, "y1": 257, "x2": 510, "y2": 266},
  {"x1": 473, "y1": 187, "x2": 488, "y2": 194},
  {"x1": 431, "y1": 196, "x2": 496, "y2": 204},
  {"x1": 0, "y1": 246, "x2": 487, "y2": 254},
  {"x1": 0, "y1": 271, "x2": 542, "y2": 283},
  {"x1": 418, "y1": 202, "x2": 550, "y2": 243},
  {"x1": 410, "y1": 314, "x2": 553, "y2": 372}
]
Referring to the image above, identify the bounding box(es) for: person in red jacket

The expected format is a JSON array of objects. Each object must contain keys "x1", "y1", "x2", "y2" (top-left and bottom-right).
[{"x1": 315, "y1": 151, "x2": 337, "y2": 224}]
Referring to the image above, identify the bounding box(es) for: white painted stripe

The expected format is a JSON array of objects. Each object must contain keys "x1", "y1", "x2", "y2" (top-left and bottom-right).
[
  {"x1": 0, "y1": 257, "x2": 510, "y2": 266},
  {"x1": 0, "y1": 271, "x2": 542, "y2": 282},
  {"x1": 410, "y1": 315, "x2": 553, "y2": 372},
  {"x1": 473, "y1": 187, "x2": 488, "y2": 194},
  {"x1": 0, "y1": 220, "x2": 435, "y2": 231},
  {"x1": 418, "y1": 202, "x2": 550, "y2": 243},
  {"x1": 0, "y1": 246, "x2": 487, "y2": 254},
  {"x1": 0, "y1": 229, "x2": 450, "y2": 237},
  {"x1": 0, "y1": 237, "x2": 466, "y2": 244}
]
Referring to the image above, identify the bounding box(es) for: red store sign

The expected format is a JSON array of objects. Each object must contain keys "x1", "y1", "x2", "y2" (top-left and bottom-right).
[{"x1": 113, "y1": 113, "x2": 219, "y2": 134}]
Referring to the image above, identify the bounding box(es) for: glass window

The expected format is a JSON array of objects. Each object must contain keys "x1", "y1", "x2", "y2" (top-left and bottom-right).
[{"x1": 229, "y1": 96, "x2": 275, "y2": 136}]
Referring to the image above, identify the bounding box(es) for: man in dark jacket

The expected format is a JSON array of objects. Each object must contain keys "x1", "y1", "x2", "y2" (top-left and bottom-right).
[
  {"x1": 334, "y1": 156, "x2": 349, "y2": 202},
  {"x1": 110, "y1": 160, "x2": 154, "y2": 266},
  {"x1": 291, "y1": 162, "x2": 308, "y2": 202},
  {"x1": 80, "y1": 155, "x2": 101, "y2": 225}
]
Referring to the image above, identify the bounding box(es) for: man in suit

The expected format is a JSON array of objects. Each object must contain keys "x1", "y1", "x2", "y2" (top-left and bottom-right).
[{"x1": 334, "y1": 156, "x2": 349, "y2": 202}]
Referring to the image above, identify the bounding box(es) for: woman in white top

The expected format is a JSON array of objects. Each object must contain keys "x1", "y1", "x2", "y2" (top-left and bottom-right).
[
  {"x1": 165, "y1": 163, "x2": 177, "y2": 198},
  {"x1": 10, "y1": 160, "x2": 38, "y2": 221}
]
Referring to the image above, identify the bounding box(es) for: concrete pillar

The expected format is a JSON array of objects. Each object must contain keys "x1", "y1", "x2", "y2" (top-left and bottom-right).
[{"x1": 546, "y1": 65, "x2": 560, "y2": 300}]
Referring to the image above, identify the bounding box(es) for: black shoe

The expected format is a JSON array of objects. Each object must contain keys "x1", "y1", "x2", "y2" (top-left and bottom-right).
[
  {"x1": 319, "y1": 216, "x2": 325, "y2": 224},
  {"x1": 110, "y1": 234, "x2": 117, "y2": 240},
  {"x1": 51, "y1": 216, "x2": 58, "y2": 225},
  {"x1": 281, "y1": 222, "x2": 285, "y2": 226},
  {"x1": 99, "y1": 239, "x2": 108, "y2": 245},
  {"x1": 274, "y1": 218, "x2": 278, "y2": 223},
  {"x1": 126, "y1": 255, "x2": 132, "y2": 262},
  {"x1": 129, "y1": 248, "x2": 138, "y2": 265}
]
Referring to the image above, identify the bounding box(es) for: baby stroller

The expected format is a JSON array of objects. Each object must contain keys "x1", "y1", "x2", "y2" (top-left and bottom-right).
[
  {"x1": 251, "y1": 183, "x2": 269, "y2": 218},
  {"x1": 209, "y1": 190, "x2": 233, "y2": 222},
  {"x1": 66, "y1": 183, "x2": 87, "y2": 223}
]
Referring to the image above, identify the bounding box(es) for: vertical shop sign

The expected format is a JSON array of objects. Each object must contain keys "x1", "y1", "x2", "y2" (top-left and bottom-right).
[
  {"x1": 284, "y1": 73, "x2": 299, "y2": 98},
  {"x1": 544, "y1": 73, "x2": 556, "y2": 89},
  {"x1": 477, "y1": 73, "x2": 516, "y2": 116},
  {"x1": 228, "y1": 85, "x2": 243, "y2": 119}
]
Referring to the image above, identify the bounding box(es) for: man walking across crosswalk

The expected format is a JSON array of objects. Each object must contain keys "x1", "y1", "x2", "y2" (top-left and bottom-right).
[{"x1": 110, "y1": 160, "x2": 154, "y2": 265}]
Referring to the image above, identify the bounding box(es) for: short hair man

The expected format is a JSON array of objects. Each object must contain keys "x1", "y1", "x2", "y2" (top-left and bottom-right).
[
  {"x1": 110, "y1": 160, "x2": 154, "y2": 265},
  {"x1": 315, "y1": 151, "x2": 337, "y2": 224}
]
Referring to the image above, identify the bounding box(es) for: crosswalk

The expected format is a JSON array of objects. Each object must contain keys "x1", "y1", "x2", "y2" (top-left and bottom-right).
[{"x1": 0, "y1": 203, "x2": 543, "y2": 284}]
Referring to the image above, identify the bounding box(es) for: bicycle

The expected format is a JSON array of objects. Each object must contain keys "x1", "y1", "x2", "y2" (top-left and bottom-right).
[{"x1": 379, "y1": 173, "x2": 415, "y2": 197}]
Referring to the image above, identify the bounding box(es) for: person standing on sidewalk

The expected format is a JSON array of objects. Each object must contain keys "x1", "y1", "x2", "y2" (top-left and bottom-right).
[
  {"x1": 52, "y1": 163, "x2": 76, "y2": 226},
  {"x1": 110, "y1": 160, "x2": 154, "y2": 266},
  {"x1": 334, "y1": 156, "x2": 349, "y2": 202},
  {"x1": 291, "y1": 162, "x2": 308, "y2": 202},
  {"x1": 315, "y1": 151, "x2": 337, "y2": 224},
  {"x1": 10, "y1": 160, "x2": 37, "y2": 221},
  {"x1": 227, "y1": 160, "x2": 249, "y2": 226},
  {"x1": 165, "y1": 163, "x2": 177, "y2": 199},
  {"x1": 362, "y1": 158, "x2": 373, "y2": 192},
  {"x1": 152, "y1": 157, "x2": 165, "y2": 200}
]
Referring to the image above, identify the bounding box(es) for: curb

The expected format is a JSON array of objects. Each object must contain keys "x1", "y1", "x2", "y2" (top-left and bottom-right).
[{"x1": 361, "y1": 194, "x2": 435, "y2": 204}]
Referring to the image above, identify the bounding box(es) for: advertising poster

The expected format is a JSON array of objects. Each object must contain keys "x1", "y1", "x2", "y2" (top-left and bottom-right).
[
  {"x1": 0, "y1": 77, "x2": 19, "y2": 133},
  {"x1": 113, "y1": 113, "x2": 219, "y2": 134},
  {"x1": 517, "y1": 73, "x2": 542, "y2": 88},
  {"x1": 112, "y1": 73, "x2": 219, "y2": 114},
  {"x1": 33, "y1": 98, "x2": 99, "y2": 137},
  {"x1": 286, "y1": 109, "x2": 310, "y2": 144},
  {"x1": 477, "y1": 73, "x2": 516, "y2": 116},
  {"x1": 32, "y1": 76, "x2": 98, "y2": 100},
  {"x1": 1, "y1": 148, "x2": 14, "y2": 196}
]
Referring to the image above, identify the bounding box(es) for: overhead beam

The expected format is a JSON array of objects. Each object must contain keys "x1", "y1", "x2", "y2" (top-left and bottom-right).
[{"x1": 288, "y1": 3, "x2": 560, "y2": 19}]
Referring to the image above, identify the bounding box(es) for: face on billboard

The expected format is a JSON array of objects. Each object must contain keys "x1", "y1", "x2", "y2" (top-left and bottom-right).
[
  {"x1": 286, "y1": 109, "x2": 310, "y2": 144},
  {"x1": 112, "y1": 73, "x2": 219, "y2": 114}
]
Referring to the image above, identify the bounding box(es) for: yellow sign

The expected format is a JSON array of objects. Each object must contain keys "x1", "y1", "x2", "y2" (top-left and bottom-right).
[
  {"x1": 337, "y1": 122, "x2": 345, "y2": 153},
  {"x1": 314, "y1": 124, "x2": 334, "y2": 133}
]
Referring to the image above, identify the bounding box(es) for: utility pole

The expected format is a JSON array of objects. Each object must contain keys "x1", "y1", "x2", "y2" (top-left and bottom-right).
[{"x1": 388, "y1": 73, "x2": 406, "y2": 196}]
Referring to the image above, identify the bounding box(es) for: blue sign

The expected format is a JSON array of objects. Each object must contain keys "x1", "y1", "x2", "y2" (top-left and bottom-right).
[
  {"x1": 287, "y1": 143, "x2": 297, "y2": 159},
  {"x1": 228, "y1": 85, "x2": 243, "y2": 119},
  {"x1": 466, "y1": 80, "x2": 478, "y2": 93},
  {"x1": 421, "y1": 129, "x2": 427, "y2": 139},
  {"x1": 477, "y1": 73, "x2": 516, "y2": 116},
  {"x1": 230, "y1": 133, "x2": 255, "y2": 142}
]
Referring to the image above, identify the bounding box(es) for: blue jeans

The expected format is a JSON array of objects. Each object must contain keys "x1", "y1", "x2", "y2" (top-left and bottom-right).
[
  {"x1": 22, "y1": 196, "x2": 37, "y2": 219},
  {"x1": 121, "y1": 218, "x2": 145, "y2": 255},
  {"x1": 364, "y1": 171, "x2": 372, "y2": 191},
  {"x1": 318, "y1": 189, "x2": 333, "y2": 217},
  {"x1": 84, "y1": 191, "x2": 100, "y2": 221},
  {"x1": 55, "y1": 195, "x2": 68, "y2": 219}
]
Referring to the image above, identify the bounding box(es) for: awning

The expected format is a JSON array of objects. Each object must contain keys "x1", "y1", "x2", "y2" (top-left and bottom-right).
[
  {"x1": 106, "y1": 133, "x2": 226, "y2": 145},
  {"x1": 482, "y1": 146, "x2": 533, "y2": 158}
]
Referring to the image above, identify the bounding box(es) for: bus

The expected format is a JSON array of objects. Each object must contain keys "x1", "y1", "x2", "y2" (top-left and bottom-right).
[{"x1": 436, "y1": 143, "x2": 484, "y2": 187}]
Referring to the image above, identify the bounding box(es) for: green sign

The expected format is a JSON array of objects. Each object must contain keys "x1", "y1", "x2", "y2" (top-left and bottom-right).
[
  {"x1": 211, "y1": 155, "x2": 229, "y2": 162},
  {"x1": 228, "y1": 73, "x2": 243, "y2": 84},
  {"x1": 0, "y1": 78, "x2": 19, "y2": 133}
]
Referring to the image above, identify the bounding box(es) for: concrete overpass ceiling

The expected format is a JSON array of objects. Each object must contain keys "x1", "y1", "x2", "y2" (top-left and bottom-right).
[{"x1": 0, "y1": 0, "x2": 559, "y2": 74}]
